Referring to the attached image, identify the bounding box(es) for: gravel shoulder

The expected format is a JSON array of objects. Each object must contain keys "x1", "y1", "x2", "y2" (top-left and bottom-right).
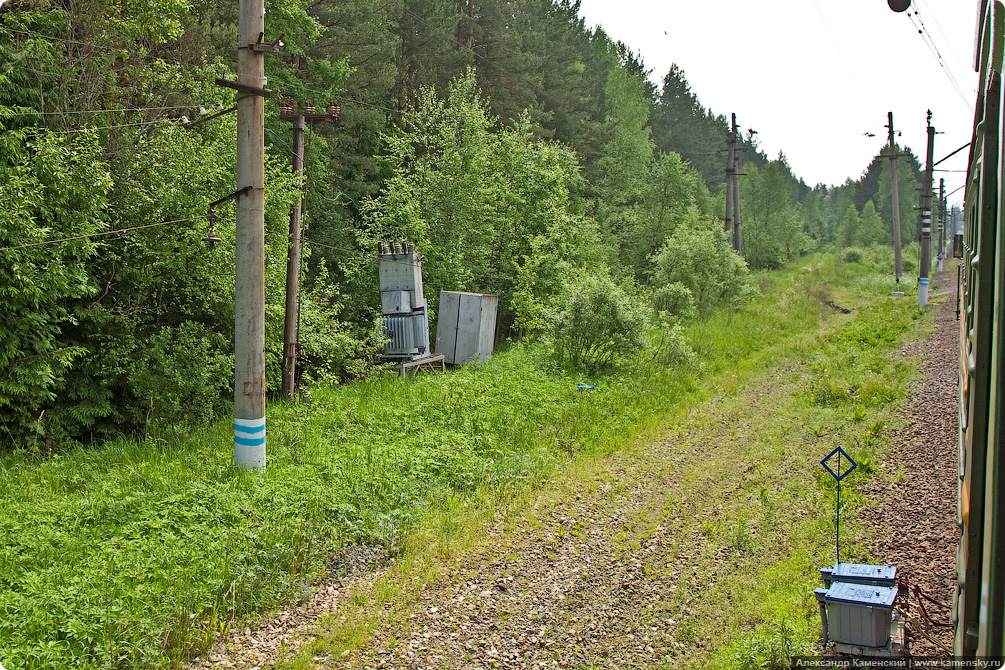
[
  {"x1": 858, "y1": 269, "x2": 961, "y2": 656},
  {"x1": 188, "y1": 271, "x2": 962, "y2": 669}
]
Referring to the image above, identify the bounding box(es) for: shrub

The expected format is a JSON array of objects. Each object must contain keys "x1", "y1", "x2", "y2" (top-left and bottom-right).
[
  {"x1": 843, "y1": 247, "x2": 864, "y2": 263},
  {"x1": 126, "y1": 322, "x2": 232, "y2": 431},
  {"x1": 653, "y1": 282, "x2": 696, "y2": 321},
  {"x1": 649, "y1": 209, "x2": 749, "y2": 318},
  {"x1": 550, "y1": 270, "x2": 651, "y2": 370}
]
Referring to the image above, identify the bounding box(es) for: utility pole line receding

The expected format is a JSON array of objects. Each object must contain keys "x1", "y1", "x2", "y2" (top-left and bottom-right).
[
  {"x1": 937, "y1": 177, "x2": 946, "y2": 273},
  {"x1": 731, "y1": 113, "x2": 742, "y2": 255},
  {"x1": 233, "y1": 0, "x2": 268, "y2": 468},
  {"x1": 918, "y1": 110, "x2": 935, "y2": 307},
  {"x1": 887, "y1": 112, "x2": 903, "y2": 283},
  {"x1": 281, "y1": 114, "x2": 305, "y2": 399}
]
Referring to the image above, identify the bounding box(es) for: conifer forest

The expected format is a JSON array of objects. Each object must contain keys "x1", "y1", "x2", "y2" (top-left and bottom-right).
[
  {"x1": 1, "y1": 1, "x2": 961, "y2": 668},
  {"x1": 0, "y1": 0, "x2": 926, "y2": 448}
]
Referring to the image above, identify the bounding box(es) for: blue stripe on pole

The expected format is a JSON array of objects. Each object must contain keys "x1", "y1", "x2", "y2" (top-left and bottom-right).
[{"x1": 234, "y1": 417, "x2": 266, "y2": 447}]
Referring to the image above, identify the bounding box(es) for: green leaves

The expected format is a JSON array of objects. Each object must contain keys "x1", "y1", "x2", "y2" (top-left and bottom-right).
[
  {"x1": 649, "y1": 207, "x2": 749, "y2": 319},
  {"x1": 364, "y1": 69, "x2": 600, "y2": 333},
  {"x1": 550, "y1": 269, "x2": 652, "y2": 370},
  {"x1": 0, "y1": 133, "x2": 109, "y2": 446}
]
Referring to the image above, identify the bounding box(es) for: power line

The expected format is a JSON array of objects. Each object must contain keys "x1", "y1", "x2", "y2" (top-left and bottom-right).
[
  {"x1": 808, "y1": 0, "x2": 881, "y2": 126},
  {"x1": 906, "y1": 9, "x2": 974, "y2": 111},
  {"x1": 0, "y1": 216, "x2": 202, "y2": 252},
  {"x1": 24, "y1": 119, "x2": 177, "y2": 136},
  {"x1": 0, "y1": 26, "x2": 128, "y2": 53},
  {"x1": 15, "y1": 104, "x2": 201, "y2": 116}
]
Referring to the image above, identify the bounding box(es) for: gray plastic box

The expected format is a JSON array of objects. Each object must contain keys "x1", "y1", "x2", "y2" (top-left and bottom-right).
[
  {"x1": 824, "y1": 582, "x2": 898, "y2": 647},
  {"x1": 820, "y1": 562, "x2": 897, "y2": 588}
]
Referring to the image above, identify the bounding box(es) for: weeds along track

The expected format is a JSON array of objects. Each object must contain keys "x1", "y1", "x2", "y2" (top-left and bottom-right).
[
  {"x1": 857, "y1": 270, "x2": 960, "y2": 657},
  {"x1": 188, "y1": 274, "x2": 940, "y2": 669}
]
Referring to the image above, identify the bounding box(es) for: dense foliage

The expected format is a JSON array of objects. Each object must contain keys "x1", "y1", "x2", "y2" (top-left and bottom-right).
[
  {"x1": 0, "y1": 250, "x2": 926, "y2": 669},
  {"x1": 0, "y1": 0, "x2": 922, "y2": 448}
]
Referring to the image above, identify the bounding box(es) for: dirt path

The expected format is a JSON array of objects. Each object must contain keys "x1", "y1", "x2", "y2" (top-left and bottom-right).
[{"x1": 187, "y1": 272, "x2": 963, "y2": 669}]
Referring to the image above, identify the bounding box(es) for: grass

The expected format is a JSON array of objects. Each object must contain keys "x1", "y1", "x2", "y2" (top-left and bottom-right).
[
  {"x1": 281, "y1": 253, "x2": 935, "y2": 668},
  {"x1": 0, "y1": 251, "x2": 938, "y2": 669}
]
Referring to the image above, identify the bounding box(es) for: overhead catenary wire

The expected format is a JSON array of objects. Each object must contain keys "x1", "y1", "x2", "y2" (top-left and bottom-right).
[
  {"x1": 905, "y1": 9, "x2": 974, "y2": 111},
  {"x1": 915, "y1": 0, "x2": 973, "y2": 83}
]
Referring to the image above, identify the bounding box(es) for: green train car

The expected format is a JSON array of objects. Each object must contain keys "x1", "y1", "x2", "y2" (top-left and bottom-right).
[{"x1": 957, "y1": 0, "x2": 1005, "y2": 656}]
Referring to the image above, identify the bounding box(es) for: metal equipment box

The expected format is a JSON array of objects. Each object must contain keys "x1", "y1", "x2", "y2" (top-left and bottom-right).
[
  {"x1": 435, "y1": 291, "x2": 497, "y2": 365},
  {"x1": 378, "y1": 247, "x2": 424, "y2": 309},
  {"x1": 376, "y1": 243, "x2": 430, "y2": 360},
  {"x1": 820, "y1": 563, "x2": 897, "y2": 588},
  {"x1": 824, "y1": 582, "x2": 898, "y2": 648}
]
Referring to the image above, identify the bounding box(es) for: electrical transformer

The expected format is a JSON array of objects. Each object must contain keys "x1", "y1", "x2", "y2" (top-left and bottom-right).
[{"x1": 375, "y1": 241, "x2": 430, "y2": 359}]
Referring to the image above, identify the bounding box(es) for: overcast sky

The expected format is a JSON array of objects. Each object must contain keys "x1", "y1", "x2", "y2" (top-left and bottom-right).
[{"x1": 577, "y1": 0, "x2": 977, "y2": 208}]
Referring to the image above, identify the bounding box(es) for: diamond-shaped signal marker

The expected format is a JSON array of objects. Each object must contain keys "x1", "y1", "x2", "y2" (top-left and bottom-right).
[{"x1": 821, "y1": 446, "x2": 857, "y2": 482}]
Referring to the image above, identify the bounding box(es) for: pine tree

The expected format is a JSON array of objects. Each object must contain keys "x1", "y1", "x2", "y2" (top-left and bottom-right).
[
  {"x1": 859, "y1": 200, "x2": 885, "y2": 247},
  {"x1": 838, "y1": 203, "x2": 861, "y2": 247}
]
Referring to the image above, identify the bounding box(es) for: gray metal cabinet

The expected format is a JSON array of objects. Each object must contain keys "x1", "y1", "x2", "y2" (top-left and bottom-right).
[{"x1": 435, "y1": 291, "x2": 497, "y2": 365}]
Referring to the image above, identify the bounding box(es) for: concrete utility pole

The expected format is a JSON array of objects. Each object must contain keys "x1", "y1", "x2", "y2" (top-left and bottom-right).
[
  {"x1": 278, "y1": 102, "x2": 338, "y2": 399},
  {"x1": 887, "y1": 112, "x2": 903, "y2": 283},
  {"x1": 724, "y1": 124, "x2": 735, "y2": 237},
  {"x1": 731, "y1": 113, "x2": 742, "y2": 255},
  {"x1": 918, "y1": 110, "x2": 935, "y2": 307},
  {"x1": 937, "y1": 178, "x2": 946, "y2": 273},
  {"x1": 233, "y1": 0, "x2": 268, "y2": 468},
  {"x1": 281, "y1": 114, "x2": 305, "y2": 399}
]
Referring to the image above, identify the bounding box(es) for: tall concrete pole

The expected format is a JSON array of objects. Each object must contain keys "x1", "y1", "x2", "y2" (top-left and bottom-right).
[
  {"x1": 724, "y1": 123, "x2": 735, "y2": 236},
  {"x1": 234, "y1": 0, "x2": 267, "y2": 468},
  {"x1": 281, "y1": 115, "x2": 305, "y2": 399},
  {"x1": 937, "y1": 178, "x2": 945, "y2": 273},
  {"x1": 888, "y1": 112, "x2": 903, "y2": 283},
  {"x1": 918, "y1": 111, "x2": 935, "y2": 307},
  {"x1": 731, "y1": 113, "x2": 742, "y2": 255}
]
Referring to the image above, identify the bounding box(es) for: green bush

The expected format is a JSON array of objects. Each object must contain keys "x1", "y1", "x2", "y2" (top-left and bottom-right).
[
  {"x1": 653, "y1": 282, "x2": 697, "y2": 321},
  {"x1": 843, "y1": 247, "x2": 864, "y2": 264},
  {"x1": 649, "y1": 319, "x2": 696, "y2": 367},
  {"x1": 550, "y1": 270, "x2": 651, "y2": 370},
  {"x1": 126, "y1": 322, "x2": 232, "y2": 431},
  {"x1": 649, "y1": 209, "x2": 749, "y2": 318}
]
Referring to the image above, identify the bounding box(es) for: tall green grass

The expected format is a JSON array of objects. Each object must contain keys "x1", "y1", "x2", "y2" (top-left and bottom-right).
[{"x1": 0, "y1": 252, "x2": 927, "y2": 669}]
